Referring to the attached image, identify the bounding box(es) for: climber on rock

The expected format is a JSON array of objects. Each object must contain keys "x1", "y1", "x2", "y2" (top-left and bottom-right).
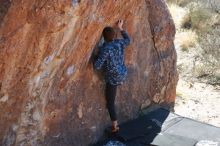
[{"x1": 93, "y1": 20, "x2": 131, "y2": 133}]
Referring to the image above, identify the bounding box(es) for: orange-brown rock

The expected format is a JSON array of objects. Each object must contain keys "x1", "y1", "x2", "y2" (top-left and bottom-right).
[{"x1": 0, "y1": 0, "x2": 178, "y2": 145}]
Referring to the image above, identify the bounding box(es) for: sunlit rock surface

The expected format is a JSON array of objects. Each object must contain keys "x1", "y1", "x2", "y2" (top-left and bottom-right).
[{"x1": 0, "y1": 0, "x2": 177, "y2": 145}]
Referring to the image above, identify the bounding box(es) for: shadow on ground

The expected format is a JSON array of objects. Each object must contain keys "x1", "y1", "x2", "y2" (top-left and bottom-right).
[
  {"x1": 92, "y1": 107, "x2": 170, "y2": 146},
  {"x1": 92, "y1": 106, "x2": 220, "y2": 146}
]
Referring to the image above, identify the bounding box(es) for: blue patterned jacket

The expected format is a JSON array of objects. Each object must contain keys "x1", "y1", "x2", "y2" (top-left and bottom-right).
[{"x1": 94, "y1": 30, "x2": 131, "y2": 85}]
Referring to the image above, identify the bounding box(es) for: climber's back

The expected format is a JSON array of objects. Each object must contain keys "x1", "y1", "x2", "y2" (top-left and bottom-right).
[{"x1": 94, "y1": 24, "x2": 131, "y2": 85}]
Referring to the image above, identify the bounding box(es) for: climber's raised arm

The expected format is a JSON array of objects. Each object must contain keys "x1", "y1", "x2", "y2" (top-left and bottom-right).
[{"x1": 118, "y1": 20, "x2": 131, "y2": 47}]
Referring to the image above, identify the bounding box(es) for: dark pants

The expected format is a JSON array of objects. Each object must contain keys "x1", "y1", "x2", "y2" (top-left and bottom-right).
[{"x1": 105, "y1": 83, "x2": 117, "y2": 121}]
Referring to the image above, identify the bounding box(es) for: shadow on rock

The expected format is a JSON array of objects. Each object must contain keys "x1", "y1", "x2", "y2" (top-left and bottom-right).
[{"x1": 0, "y1": 0, "x2": 11, "y2": 26}]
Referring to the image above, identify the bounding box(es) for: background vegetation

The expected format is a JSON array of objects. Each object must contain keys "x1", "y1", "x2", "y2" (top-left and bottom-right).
[
  {"x1": 166, "y1": 0, "x2": 220, "y2": 127},
  {"x1": 167, "y1": 0, "x2": 220, "y2": 85}
]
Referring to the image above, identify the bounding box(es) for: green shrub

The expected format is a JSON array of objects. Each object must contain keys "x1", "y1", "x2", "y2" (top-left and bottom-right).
[
  {"x1": 189, "y1": 7, "x2": 212, "y2": 30},
  {"x1": 166, "y1": 0, "x2": 192, "y2": 7},
  {"x1": 197, "y1": 27, "x2": 220, "y2": 82}
]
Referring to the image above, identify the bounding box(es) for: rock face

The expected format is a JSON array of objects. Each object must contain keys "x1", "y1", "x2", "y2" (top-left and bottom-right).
[{"x1": 0, "y1": 0, "x2": 178, "y2": 145}]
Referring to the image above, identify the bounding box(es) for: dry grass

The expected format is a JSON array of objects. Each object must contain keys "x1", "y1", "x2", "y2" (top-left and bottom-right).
[
  {"x1": 193, "y1": 63, "x2": 209, "y2": 77},
  {"x1": 175, "y1": 30, "x2": 198, "y2": 51},
  {"x1": 168, "y1": 4, "x2": 187, "y2": 29},
  {"x1": 197, "y1": 17, "x2": 220, "y2": 81},
  {"x1": 168, "y1": 1, "x2": 214, "y2": 30},
  {"x1": 168, "y1": 3, "x2": 198, "y2": 51},
  {"x1": 180, "y1": 12, "x2": 191, "y2": 29}
]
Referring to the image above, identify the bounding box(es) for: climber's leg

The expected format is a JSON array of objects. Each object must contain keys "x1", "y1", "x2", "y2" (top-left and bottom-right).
[
  {"x1": 112, "y1": 120, "x2": 119, "y2": 133},
  {"x1": 105, "y1": 82, "x2": 117, "y2": 121},
  {"x1": 105, "y1": 83, "x2": 119, "y2": 132}
]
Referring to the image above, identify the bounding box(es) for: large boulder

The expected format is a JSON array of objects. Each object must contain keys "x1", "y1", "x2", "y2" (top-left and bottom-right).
[{"x1": 0, "y1": 0, "x2": 178, "y2": 145}]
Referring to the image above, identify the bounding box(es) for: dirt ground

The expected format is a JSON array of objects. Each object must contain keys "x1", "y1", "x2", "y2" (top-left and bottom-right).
[{"x1": 174, "y1": 78, "x2": 220, "y2": 127}]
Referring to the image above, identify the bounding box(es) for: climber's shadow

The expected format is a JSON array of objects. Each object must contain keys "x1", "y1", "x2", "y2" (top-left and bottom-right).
[{"x1": 92, "y1": 107, "x2": 170, "y2": 146}]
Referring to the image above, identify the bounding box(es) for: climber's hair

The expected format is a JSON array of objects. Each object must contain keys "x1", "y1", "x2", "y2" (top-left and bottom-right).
[{"x1": 102, "y1": 27, "x2": 115, "y2": 42}]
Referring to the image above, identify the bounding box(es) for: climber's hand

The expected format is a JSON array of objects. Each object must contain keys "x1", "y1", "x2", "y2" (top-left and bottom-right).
[{"x1": 117, "y1": 20, "x2": 124, "y2": 31}]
